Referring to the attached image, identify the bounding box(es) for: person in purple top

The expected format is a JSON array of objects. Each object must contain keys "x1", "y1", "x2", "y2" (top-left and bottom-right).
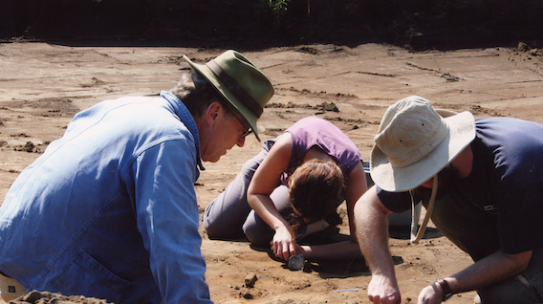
[{"x1": 204, "y1": 116, "x2": 368, "y2": 262}]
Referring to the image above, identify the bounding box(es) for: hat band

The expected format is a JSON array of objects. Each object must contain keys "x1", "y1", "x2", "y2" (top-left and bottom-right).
[{"x1": 206, "y1": 59, "x2": 263, "y2": 118}]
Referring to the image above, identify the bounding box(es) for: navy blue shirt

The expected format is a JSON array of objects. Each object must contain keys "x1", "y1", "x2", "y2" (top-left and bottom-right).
[{"x1": 377, "y1": 117, "x2": 543, "y2": 254}]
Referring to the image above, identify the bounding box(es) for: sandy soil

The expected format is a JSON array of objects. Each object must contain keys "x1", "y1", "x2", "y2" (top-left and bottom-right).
[{"x1": 1, "y1": 41, "x2": 543, "y2": 304}]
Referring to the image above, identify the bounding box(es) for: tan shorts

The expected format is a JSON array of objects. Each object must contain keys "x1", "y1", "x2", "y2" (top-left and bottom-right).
[{"x1": 0, "y1": 272, "x2": 26, "y2": 302}]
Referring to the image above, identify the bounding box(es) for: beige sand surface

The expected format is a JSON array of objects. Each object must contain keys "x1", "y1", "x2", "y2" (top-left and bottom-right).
[{"x1": 1, "y1": 42, "x2": 543, "y2": 303}]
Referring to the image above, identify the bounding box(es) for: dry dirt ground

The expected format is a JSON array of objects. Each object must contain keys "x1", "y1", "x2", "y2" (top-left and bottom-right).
[{"x1": 1, "y1": 41, "x2": 543, "y2": 304}]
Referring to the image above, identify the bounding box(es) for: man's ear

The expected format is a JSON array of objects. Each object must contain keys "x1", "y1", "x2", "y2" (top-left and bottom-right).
[{"x1": 205, "y1": 101, "x2": 223, "y2": 126}]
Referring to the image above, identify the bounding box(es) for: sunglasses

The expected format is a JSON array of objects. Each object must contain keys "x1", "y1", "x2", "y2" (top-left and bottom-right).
[
  {"x1": 234, "y1": 116, "x2": 253, "y2": 138},
  {"x1": 240, "y1": 127, "x2": 253, "y2": 138}
]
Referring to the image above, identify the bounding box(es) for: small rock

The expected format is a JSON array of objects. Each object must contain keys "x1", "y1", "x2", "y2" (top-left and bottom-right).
[
  {"x1": 242, "y1": 291, "x2": 254, "y2": 299},
  {"x1": 528, "y1": 49, "x2": 543, "y2": 57},
  {"x1": 244, "y1": 273, "x2": 258, "y2": 288},
  {"x1": 288, "y1": 254, "x2": 305, "y2": 271}
]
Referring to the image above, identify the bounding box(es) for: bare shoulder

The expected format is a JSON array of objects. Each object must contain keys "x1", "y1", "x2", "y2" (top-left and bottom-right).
[{"x1": 268, "y1": 133, "x2": 293, "y2": 157}]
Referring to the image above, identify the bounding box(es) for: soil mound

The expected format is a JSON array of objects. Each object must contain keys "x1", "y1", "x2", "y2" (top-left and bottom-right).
[{"x1": 9, "y1": 291, "x2": 110, "y2": 304}]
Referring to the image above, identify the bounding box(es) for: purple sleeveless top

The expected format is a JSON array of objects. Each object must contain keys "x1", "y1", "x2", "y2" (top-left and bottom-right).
[{"x1": 281, "y1": 117, "x2": 362, "y2": 182}]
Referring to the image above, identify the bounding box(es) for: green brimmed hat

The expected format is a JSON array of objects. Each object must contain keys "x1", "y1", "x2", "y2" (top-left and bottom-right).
[{"x1": 183, "y1": 50, "x2": 274, "y2": 141}]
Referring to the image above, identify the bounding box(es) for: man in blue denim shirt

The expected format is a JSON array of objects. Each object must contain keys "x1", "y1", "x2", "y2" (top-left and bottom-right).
[{"x1": 0, "y1": 50, "x2": 274, "y2": 304}]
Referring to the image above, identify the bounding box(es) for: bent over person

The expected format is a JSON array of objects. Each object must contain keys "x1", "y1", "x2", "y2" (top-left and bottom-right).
[
  {"x1": 0, "y1": 50, "x2": 274, "y2": 304},
  {"x1": 205, "y1": 116, "x2": 367, "y2": 262},
  {"x1": 355, "y1": 96, "x2": 543, "y2": 304}
]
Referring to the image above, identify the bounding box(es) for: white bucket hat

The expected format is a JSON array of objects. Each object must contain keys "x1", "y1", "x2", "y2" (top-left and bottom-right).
[{"x1": 370, "y1": 96, "x2": 476, "y2": 192}]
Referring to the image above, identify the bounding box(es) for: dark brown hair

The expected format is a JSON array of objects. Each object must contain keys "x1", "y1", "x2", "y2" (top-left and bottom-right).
[{"x1": 288, "y1": 159, "x2": 345, "y2": 221}]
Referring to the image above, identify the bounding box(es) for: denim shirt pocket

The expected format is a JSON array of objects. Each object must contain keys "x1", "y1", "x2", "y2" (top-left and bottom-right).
[{"x1": 45, "y1": 250, "x2": 134, "y2": 304}]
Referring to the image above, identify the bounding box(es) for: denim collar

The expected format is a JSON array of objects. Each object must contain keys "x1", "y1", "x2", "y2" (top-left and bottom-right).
[{"x1": 160, "y1": 91, "x2": 205, "y2": 171}]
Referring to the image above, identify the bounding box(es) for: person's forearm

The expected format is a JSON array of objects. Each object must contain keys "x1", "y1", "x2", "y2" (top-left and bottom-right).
[
  {"x1": 248, "y1": 193, "x2": 290, "y2": 231},
  {"x1": 355, "y1": 196, "x2": 395, "y2": 277},
  {"x1": 418, "y1": 250, "x2": 533, "y2": 303},
  {"x1": 446, "y1": 250, "x2": 532, "y2": 294},
  {"x1": 303, "y1": 220, "x2": 330, "y2": 236},
  {"x1": 354, "y1": 188, "x2": 402, "y2": 303}
]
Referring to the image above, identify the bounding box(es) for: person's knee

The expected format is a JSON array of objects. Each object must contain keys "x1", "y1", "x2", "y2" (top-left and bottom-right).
[
  {"x1": 243, "y1": 225, "x2": 271, "y2": 246},
  {"x1": 243, "y1": 218, "x2": 274, "y2": 246},
  {"x1": 203, "y1": 204, "x2": 232, "y2": 239},
  {"x1": 0, "y1": 273, "x2": 27, "y2": 302},
  {"x1": 203, "y1": 218, "x2": 222, "y2": 239}
]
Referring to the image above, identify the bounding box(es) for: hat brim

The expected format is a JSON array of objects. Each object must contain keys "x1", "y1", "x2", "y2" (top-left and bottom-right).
[
  {"x1": 183, "y1": 55, "x2": 261, "y2": 141},
  {"x1": 370, "y1": 109, "x2": 475, "y2": 192}
]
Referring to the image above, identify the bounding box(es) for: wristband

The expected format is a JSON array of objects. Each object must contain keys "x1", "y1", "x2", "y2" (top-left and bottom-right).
[{"x1": 435, "y1": 279, "x2": 453, "y2": 301}]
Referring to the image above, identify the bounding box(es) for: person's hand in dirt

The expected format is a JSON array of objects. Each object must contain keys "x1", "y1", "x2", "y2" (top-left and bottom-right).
[
  {"x1": 270, "y1": 224, "x2": 296, "y2": 261},
  {"x1": 367, "y1": 274, "x2": 401, "y2": 304},
  {"x1": 417, "y1": 283, "x2": 444, "y2": 304}
]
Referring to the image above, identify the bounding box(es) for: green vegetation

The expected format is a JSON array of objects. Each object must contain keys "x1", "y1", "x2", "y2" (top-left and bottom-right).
[{"x1": 256, "y1": 0, "x2": 292, "y2": 28}]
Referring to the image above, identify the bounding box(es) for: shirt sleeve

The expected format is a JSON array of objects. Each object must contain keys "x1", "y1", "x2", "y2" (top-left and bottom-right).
[
  {"x1": 376, "y1": 186, "x2": 413, "y2": 213},
  {"x1": 131, "y1": 139, "x2": 213, "y2": 304}
]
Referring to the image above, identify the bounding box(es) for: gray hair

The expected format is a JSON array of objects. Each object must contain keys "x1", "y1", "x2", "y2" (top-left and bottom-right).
[{"x1": 170, "y1": 70, "x2": 234, "y2": 119}]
